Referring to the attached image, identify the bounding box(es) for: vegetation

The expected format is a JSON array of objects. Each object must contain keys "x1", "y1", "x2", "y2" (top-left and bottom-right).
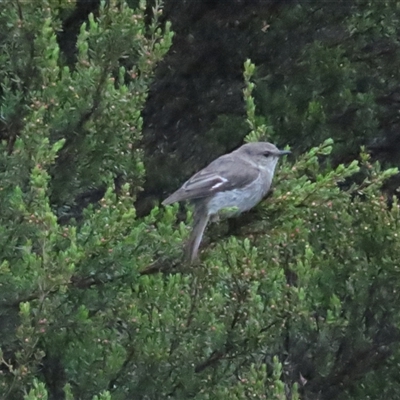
[{"x1": 0, "y1": 1, "x2": 399, "y2": 400}]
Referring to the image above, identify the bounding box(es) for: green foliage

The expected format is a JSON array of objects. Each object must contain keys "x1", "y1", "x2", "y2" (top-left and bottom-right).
[
  {"x1": 0, "y1": 0, "x2": 173, "y2": 209},
  {"x1": 0, "y1": 0, "x2": 176, "y2": 399},
  {"x1": 1, "y1": 1, "x2": 400, "y2": 400},
  {"x1": 253, "y1": 0, "x2": 400, "y2": 165}
]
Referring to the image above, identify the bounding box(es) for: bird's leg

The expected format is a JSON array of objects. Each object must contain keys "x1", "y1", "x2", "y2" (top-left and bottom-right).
[{"x1": 210, "y1": 213, "x2": 220, "y2": 223}]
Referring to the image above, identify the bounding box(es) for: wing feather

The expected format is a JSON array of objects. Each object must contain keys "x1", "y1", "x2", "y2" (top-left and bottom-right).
[{"x1": 162, "y1": 154, "x2": 259, "y2": 205}]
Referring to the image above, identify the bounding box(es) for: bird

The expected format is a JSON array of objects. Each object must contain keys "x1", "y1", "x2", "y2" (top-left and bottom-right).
[{"x1": 162, "y1": 142, "x2": 290, "y2": 263}]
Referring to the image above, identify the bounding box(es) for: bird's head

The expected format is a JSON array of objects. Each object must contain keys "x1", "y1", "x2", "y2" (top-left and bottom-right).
[
  {"x1": 234, "y1": 142, "x2": 290, "y2": 174},
  {"x1": 238, "y1": 142, "x2": 291, "y2": 158}
]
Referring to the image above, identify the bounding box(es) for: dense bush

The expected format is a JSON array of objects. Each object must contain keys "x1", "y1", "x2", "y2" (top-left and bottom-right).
[{"x1": 0, "y1": 1, "x2": 399, "y2": 400}]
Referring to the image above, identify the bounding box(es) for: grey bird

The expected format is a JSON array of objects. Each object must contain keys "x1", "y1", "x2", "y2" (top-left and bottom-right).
[{"x1": 162, "y1": 142, "x2": 290, "y2": 263}]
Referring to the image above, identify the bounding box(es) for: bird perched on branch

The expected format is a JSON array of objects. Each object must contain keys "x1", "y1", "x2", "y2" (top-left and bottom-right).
[{"x1": 162, "y1": 142, "x2": 290, "y2": 263}]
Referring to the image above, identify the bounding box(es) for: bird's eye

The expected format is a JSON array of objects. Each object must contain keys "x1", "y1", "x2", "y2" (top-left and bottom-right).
[{"x1": 264, "y1": 151, "x2": 271, "y2": 157}]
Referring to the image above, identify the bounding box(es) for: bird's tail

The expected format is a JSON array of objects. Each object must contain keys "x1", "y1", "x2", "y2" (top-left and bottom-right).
[{"x1": 186, "y1": 205, "x2": 210, "y2": 264}]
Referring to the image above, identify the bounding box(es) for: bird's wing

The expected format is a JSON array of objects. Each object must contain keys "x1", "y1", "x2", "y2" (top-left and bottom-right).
[{"x1": 162, "y1": 154, "x2": 260, "y2": 205}]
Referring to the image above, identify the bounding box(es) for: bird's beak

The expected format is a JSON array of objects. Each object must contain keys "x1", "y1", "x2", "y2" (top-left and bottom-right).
[{"x1": 277, "y1": 150, "x2": 291, "y2": 156}]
